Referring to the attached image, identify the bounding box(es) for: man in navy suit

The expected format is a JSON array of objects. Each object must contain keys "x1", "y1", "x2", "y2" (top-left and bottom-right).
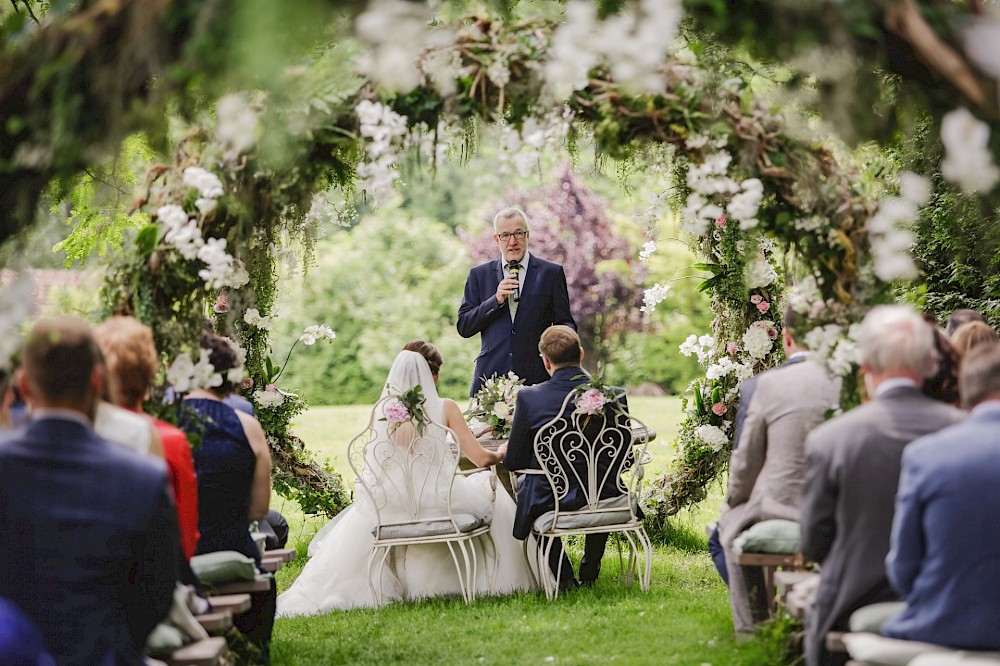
[
  {"x1": 504, "y1": 325, "x2": 631, "y2": 589},
  {"x1": 457, "y1": 207, "x2": 576, "y2": 396},
  {"x1": 882, "y1": 341, "x2": 1000, "y2": 650},
  {"x1": 0, "y1": 317, "x2": 178, "y2": 665}
]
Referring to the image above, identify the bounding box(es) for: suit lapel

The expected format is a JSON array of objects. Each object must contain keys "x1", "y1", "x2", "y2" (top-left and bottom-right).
[{"x1": 519, "y1": 258, "x2": 540, "y2": 307}]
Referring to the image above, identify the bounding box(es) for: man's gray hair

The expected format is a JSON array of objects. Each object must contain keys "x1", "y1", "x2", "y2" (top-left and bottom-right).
[
  {"x1": 493, "y1": 207, "x2": 530, "y2": 233},
  {"x1": 959, "y1": 342, "x2": 1000, "y2": 409},
  {"x1": 857, "y1": 305, "x2": 937, "y2": 378}
]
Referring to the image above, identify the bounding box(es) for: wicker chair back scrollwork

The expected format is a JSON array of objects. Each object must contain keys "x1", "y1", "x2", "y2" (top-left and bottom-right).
[{"x1": 347, "y1": 395, "x2": 497, "y2": 605}]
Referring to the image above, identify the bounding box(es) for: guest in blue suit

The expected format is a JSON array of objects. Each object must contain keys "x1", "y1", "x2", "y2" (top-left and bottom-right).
[
  {"x1": 0, "y1": 317, "x2": 177, "y2": 666},
  {"x1": 457, "y1": 207, "x2": 576, "y2": 397},
  {"x1": 504, "y1": 325, "x2": 631, "y2": 589},
  {"x1": 883, "y1": 341, "x2": 1000, "y2": 650}
]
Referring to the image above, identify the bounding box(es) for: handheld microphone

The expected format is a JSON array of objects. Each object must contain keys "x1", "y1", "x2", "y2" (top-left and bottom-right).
[{"x1": 508, "y1": 260, "x2": 521, "y2": 302}]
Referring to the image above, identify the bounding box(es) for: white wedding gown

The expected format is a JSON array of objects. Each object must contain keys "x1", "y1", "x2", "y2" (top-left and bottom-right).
[{"x1": 277, "y1": 352, "x2": 536, "y2": 617}]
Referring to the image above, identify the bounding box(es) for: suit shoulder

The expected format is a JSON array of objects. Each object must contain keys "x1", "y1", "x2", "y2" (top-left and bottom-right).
[
  {"x1": 530, "y1": 256, "x2": 563, "y2": 272},
  {"x1": 471, "y1": 260, "x2": 496, "y2": 275},
  {"x1": 98, "y1": 436, "x2": 169, "y2": 482}
]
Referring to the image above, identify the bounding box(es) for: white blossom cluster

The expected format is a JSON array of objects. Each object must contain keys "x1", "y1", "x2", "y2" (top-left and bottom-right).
[
  {"x1": 742, "y1": 320, "x2": 777, "y2": 360},
  {"x1": 787, "y1": 274, "x2": 833, "y2": 320},
  {"x1": 197, "y1": 237, "x2": 249, "y2": 290},
  {"x1": 743, "y1": 255, "x2": 778, "y2": 290},
  {"x1": 681, "y1": 151, "x2": 764, "y2": 236},
  {"x1": 867, "y1": 171, "x2": 931, "y2": 282},
  {"x1": 640, "y1": 282, "x2": 670, "y2": 313},
  {"x1": 639, "y1": 240, "x2": 657, "y2": 262},
  {"x1": 253, "y1": 387, "x2": 285, "y2": 409},
  {"x1": 303, "y1": 190, "x2": 355, "y2": 230},
  {"x1": 216, "y1": 92, "x2": 259, "y2": 156},
  {"x1": 299, "y1": 325, "x2": 336, "y2": 346},
  {"x1": 679, "y1": 334, "x2": 716, "y2": 365},
  {"x1": 495, "y1": 114, "x2": 570, "y2": 178},
  {"x1": 804, "y1": 323, "x2": 860, "y2": 378},
  {"x1": 705, "y1": 356, "x2": 753, "y2": 382},
  {"x1": 964, "y1": 16, "x2": 1000, "y2": 107},
  {"x1": 0, "y1": 273, "x2": 36, "y2": 371},
  {"x1": 692, "y1": 423, "x2": 729, "y2": 452},
  {"x1": 355, "y1": 100, "x2": 409, "y2": 204},
  {"x1": 355, "y1": 0, "x2": 451, "y2": 93},
  {"x1": 167, "y1": 349, "x2": 223, "y2": 394},
  {"x1": 244, "y1": 308, "x2": 275, "y2": 331},
  {"x1": 183, "y1": 166, "x2": 224, "y2": 215},
  {"x1": 940, "y1": 108, "x2": 1000, "y2": 194},
  {"x1": 544, "y1": 0, "x2": 683, "y2": 100}
]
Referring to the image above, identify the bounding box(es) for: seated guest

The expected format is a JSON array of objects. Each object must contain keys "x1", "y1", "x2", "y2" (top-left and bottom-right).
[
  {"x1": 94, "y1": 316, "x2": 200, "y2": 561},
  {"x1": 945, "y1": 307, "x2": 986, "y2": 336},
  {"x1": 0, "y1": 317, "x2": 177, "y2": 665},
  {"x1": 883, "y1": 342, "x2": 1000, "y2": 650},
  {"x1": 716, "y1": 307, "x2": 840, "y2": 636},
  {"x1": 181, "y1": 333, "x2": 275, "y2": 662},
  {"x1": 950, "y1": 320, "x2": 998, "y2": 361},
  {"x1": 800, "y1": 305, "x2": 963, "y2": 666},
  {"x1": 920, "y1": 324, "x2": 961, "y2": 406},
  {"x1": 504, "y1": 325, "x2": 631, "y2": 589}
]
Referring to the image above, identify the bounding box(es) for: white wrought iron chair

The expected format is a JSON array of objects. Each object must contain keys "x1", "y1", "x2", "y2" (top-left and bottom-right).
[
  {"x1": 524, "y1": 389, "x2": 652, "y2": 600},
  {"x1": 348, "y1": 395, "x2": 498, "y2": 605}
]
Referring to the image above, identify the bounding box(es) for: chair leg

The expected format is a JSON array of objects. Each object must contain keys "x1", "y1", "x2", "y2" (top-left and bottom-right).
[
  {"x1": 445, "y1": 541, "x2": 470, "y2": 604},
  {"x1": 368, "y1": 545, "x2": 393, "y2": 607},
  {"x1": 637, "y1": 528, "x2": 652, "y2": 591},
  {"x1": 539, "y1": 536, "x2": 557, "y2": 600},
  {"x1": 523, "y1": 536, "x2": 540, "y2": 590},
  {"x1": 480, "y1": 532, "x2": 499, "y2": 595},
  {"x1": 622, "y1": 530, "x2": 639, "y2": 586}
]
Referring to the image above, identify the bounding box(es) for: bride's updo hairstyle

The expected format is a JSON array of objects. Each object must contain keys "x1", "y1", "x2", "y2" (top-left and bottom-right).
[
  {"x1": 402, "y1": 340, "x2": 443, "y2": 377},
  {"x1": 201, "y1": 332, "x2": 240, "y2": 396},
  {"x1": 538, "y1": 325, "x2": 581, "y2": 367}
]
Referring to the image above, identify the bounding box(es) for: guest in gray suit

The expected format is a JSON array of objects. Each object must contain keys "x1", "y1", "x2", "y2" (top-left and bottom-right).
[
  {"x1": 882, "y1": 342, "x2": 1000, "y2": 650},
  {"x1": 800, "y1": 305, "x2": 963, "y2": 666},
  {"x1": 717, "y1": 308, "x2": 841, "y2": 636}
]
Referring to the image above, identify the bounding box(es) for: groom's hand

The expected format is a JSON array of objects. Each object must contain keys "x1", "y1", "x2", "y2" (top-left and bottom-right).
[{"x1": 495, "y1": 277, "x2": 519, "y2": 304}]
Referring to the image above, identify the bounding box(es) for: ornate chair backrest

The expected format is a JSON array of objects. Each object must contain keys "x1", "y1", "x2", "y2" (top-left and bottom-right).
[
  {"x1": 348, "y1": 395, "x2": 463, "y2": 537},
  {"x1": 532, "y1": 388, "x2": 649, "y2": 523}
]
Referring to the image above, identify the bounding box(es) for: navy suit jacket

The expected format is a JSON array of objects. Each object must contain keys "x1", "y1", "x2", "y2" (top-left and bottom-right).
[
  {"x1": 0, "y1": 416, "x2": 179, "y2": 666},
  {"x1": 504, "y1": 367, "x2": 632, "y2": 539},
  {"x1": 883, "y1": 407, "x2": 1000, "y2": 650},
  {"x1": 457, "y1": 255, "x2": 576, "y2": 396}
]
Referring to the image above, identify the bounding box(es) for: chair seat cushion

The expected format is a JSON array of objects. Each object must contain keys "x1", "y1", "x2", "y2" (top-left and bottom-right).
[
  {"x1": 734, "y1": 519, "x2": 801, "y2": 554},
  {"x1": 532, "y1": 494, "x2": 637, "y2": 533},
  {"x1": 375, "y1": 513, "x2": 485, "y2": 540},
  {"x1": 850, "y1": 602, "x2": 908, "y2": 634},
  {"x1": 189, "y1": 551, "x2": 258, "y2": 585},
  {"x1": 842, "y1": 633, "x2": 953, "y2": 666}
]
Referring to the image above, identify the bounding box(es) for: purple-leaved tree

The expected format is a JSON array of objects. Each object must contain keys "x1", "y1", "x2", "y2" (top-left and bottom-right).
[{"x1": 462, "y1": 166, "x2": 646, "y2": 371}]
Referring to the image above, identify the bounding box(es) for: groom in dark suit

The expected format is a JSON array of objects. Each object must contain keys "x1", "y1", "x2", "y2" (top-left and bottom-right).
[
  {"x1": 457, "y1": 206, "x2": 576, "y2": 396},
  {"x1": 0, "y1": 317, "x2": 178, "y2": 665},
  {"x1": 504, "y1": 325, "x2": 631, "y2": 589}
]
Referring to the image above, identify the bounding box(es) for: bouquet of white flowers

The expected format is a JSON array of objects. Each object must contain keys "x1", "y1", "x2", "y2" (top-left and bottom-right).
[{"x1": 464, "y1": 372, "x2": 525, "y2": 439}]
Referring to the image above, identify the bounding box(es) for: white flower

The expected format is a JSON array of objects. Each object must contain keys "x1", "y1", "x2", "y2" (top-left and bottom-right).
[
  {"x1": 226, "y1": 366, "x2": 245, "y2": 385},
  {"x1": 182, "y1": 167, "x2": 224, "y2": 199},
  {"x1": 192, "y1": 348, "x2": 223, "y2": 389},
  {"x1": 494, "y1": 401, "x2": 511, "y2": 420},
  {"x1": 742, "y1": 321, "x2": 775, "y2": 360},
  {"x1": 693, "y1": 424, "x2": 729, "y2": 452},
  {"x1": 355, "y1": 0, "x2": 448, "y2": 93},
  {"x1": 639, "y1": 240, "x2": 656, "y2": 262},
  {"x1": 195, "y1": 198, "x2": 217, "y2": 215},
  {"x1": 744, "y1": 256, "x2": 778, "y2": 290},
  {"x1": 940, "y1": 108, "x2": 1000, "y2": 194},
  {"x1": 299, "y1": 325, "x2": 336, "y2": 345},
  {"x1": 640, "y1": 283, "x2": 671, "y2": 313},
  {"x1": 899, "y1": 172, "x2": 931, "y2": 206},
  {"x1": 167, "y1": 352, "x2": 196, "y2": 394},
  {"x1": 964, "y1": 17, "x2": 1000, "y2": 90},
  {"x1": 253, "y1": 389, "x2": 285, "y2": 409},
  {"x1": 216, "y1": 92, "x2": 259, "y2": 155},
  {"x1": 244, "y1": 308, "x2": 274, "y2": 331}
]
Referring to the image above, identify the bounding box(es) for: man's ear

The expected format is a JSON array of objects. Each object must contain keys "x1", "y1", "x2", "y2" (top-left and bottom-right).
[
  {"x1": 579, "y1": 347, "x2": 585, "y2": 363},
  {"x1": 16, "y1": 367, "x2": 32, "y2": 405},
  {"x1": 89, "y1": 364, "x2": 105, "y2": 401}
]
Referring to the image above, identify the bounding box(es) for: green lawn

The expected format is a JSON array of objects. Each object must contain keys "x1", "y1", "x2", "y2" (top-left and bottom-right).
[{"x1": 268, "y1": 399, "x2": 781, "y2": 666}]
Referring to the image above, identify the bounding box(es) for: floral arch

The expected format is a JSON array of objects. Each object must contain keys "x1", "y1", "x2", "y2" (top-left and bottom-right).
[{"x1": 6, "y1": 0, "x2": 997, "y2": 532}]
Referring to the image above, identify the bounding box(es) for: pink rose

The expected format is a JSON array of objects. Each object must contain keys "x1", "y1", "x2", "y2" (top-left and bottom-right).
[
  {"x1": 750, "y1": 294, "x2": 762, "y2": 305},
  {"x1": 214, "y1": 293, "x2": 229, "y2": 313},
  {"x1": 576, "y1": 389, "x2": 608, "y2": 415},
  {"x1": 767, "y1": 326, "x2": 778, "y2": 340},
  {"x1": 711, "y1": 402, "x2": 727, "y2": 416},
  {"x1": 241, "y1": 377, "x2": 254, "y2": 389},
  {"x1": 384, "y1": 399, "x2": 410, "y2": 423},
  {"x1": 265, "y1": 384, "x2": 277, "y2": 392},
  {"x1": 715, "y1": 214, "x2": 727, "y2": 228},
  {"x1": 726, "y1": 342, "x2": 740, "y2": 356},
  {"x1": 756, "y1": 300, "x2": 770, "y2": 313}
]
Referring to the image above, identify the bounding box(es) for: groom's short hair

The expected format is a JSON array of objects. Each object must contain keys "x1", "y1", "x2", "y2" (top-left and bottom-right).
[{"x1": 539, "y1": 326, "x2": 580, "y2": 367}]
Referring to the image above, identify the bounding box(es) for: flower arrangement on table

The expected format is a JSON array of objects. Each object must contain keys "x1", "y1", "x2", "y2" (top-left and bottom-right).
[
  {"x1": 382, "y1": 385, "x2": 429, "y2": 436},
  {"x1": 464, "y1": 372, "x2": 525, "y2": 440}
]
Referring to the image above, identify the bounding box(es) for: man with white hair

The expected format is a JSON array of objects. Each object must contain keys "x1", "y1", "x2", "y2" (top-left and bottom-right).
[
  {"x1": 457, "y1": 206, "x2": 576, "y2": 397},
  {"x1": 800, "y1": 305, "x2": 964, "y2": 666}
]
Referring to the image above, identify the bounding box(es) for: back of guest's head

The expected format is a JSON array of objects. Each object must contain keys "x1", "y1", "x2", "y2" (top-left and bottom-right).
[
  {"x1": 950, "y1": 321, "x2": 999, "y2": 360},
  {"x1": 93, "y1": 316, "x2": 158, "y2": 408},
  {"x1": 201, "y1": 333, "x2": 240, "y2": 395},
  {"x1": 783, "y1": 305, "x2": 802, "y2": 343},
  {"x1": 858, "y1": 305, "x2": 937, "y2": 378},
  {"x1": 22, "y1": 317, "x2": 101, "y2": 406},
  {"x1": 946, "y1": 308, "x2": 986, "y2": 336},
  {"x1": 539, "y1": 326, "x2": 581, "y2": 366},
  {"x1": 959, "y1": 343, "x2": 1000, "y2": 409},
  {"x1": 402, "y1": 340, "x2": 443, "y2": 376}
]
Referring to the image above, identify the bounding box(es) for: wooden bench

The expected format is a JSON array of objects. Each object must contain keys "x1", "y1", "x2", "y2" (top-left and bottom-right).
[
  {"x1": 259, "y1": 556, "x2": 283, "y2": 573},
  {"x1": 772, "y1": 571, "x2": 848, "y2": 656},
  {"x1": 166, "y1": 636, "x2": 227, "y2": 666},
  {"x1": 737, "y1": 551, "x2": 807, "y2": 615},
  {"x1": 206, "y1": 593, "x2": 251, "y2": 616},
  {"x1": 261, "y1": 547, "x2": 296, "y2": 562},
  {"x1": 194, "y1": 610, "x2": 233, "y2": 635},
  {"x1": 203, "y1": 576, "x2": 272, "y2": 596}
]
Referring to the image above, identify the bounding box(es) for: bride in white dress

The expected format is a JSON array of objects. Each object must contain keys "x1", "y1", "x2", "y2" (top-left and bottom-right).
[{"x1": 277, "y1": 348, "x2": 536, "y2": 616}]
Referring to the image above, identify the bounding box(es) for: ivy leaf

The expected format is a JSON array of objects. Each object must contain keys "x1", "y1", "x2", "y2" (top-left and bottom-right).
[{"x1": 135, "y1": 224, "x2": 159, "y2": 257}]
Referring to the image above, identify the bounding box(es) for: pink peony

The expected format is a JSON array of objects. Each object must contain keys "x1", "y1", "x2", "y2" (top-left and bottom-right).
[
  {"x1": 756, "y1": 300, "x2": 770, "y2": 313},
  {"x1": 767, "y1": 326, "x2": 778, "y2": 340},
  {"x1": 715, "y1": 214, "x2": 727, "y2": 228},
  {"x1": 384, "y1": 399, "x2": 410, "y2": 423},
  {"x1": 214, "y1": 293, "x2": 229, "y2": 313},
  {"x1": 576, "y1": 389, "x2": 608, "y2": 415},
  {"x1": 750, "y1": 294, "x2": 762, "y2": 305},
  {"x1": 265, "y1": 384, "x2": 278, "y2": 392},
  {"x1": 726, "y1": 342, "x2": 740, "y2": 356},
  {"x1": 711, "y1": 402, "x2": 727, "y2": 416},
  {"x1": 241, "y1": 377, "x2": 254, "y2": 389}
]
